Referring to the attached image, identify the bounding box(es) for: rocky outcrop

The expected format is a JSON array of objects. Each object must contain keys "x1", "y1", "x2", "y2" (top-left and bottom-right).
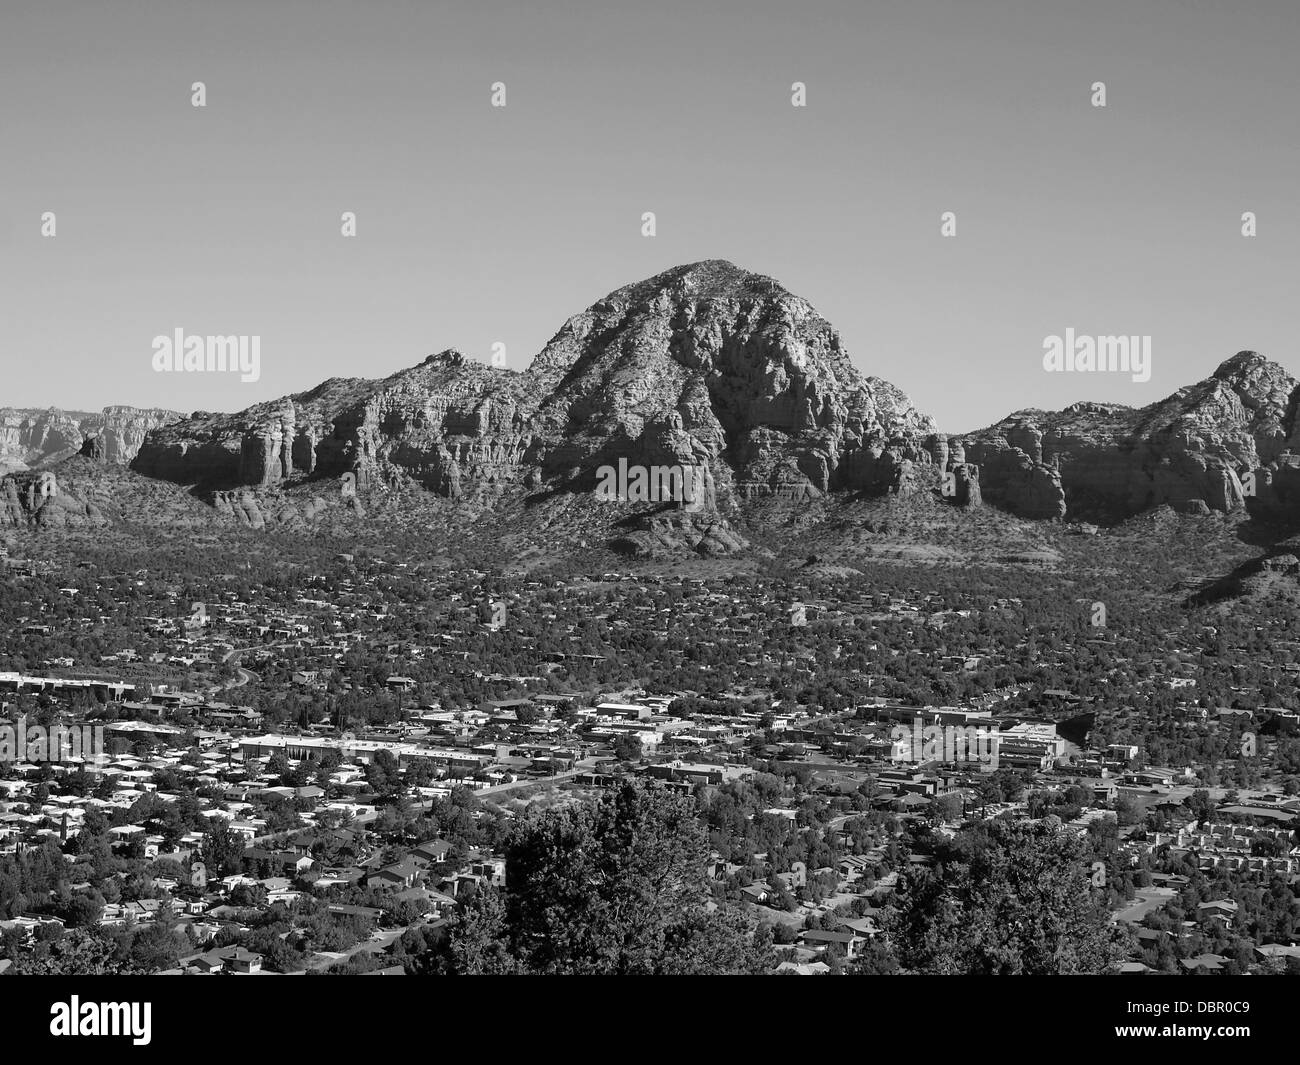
[
  {"x1": 962, "y1": 422, "x2": 1065, "y2": 519},
  {"x1": 530, "y1": 263, "x2": 935, "y2": 501},
  {"x1": 0, "y1": 407, "x2": 179, "y2": 472},
  {"x1": 130, "y1": 262, "x2": 937, "y2": 524},
  {"x1": 24, "y1": 268, "x2": 1300, "y2": 538},
  {"x1": 0, "y1": 409, "x2": 86, "y2": 470},
  {"x1": 966, "y1": 352, "x2": 1300, "y2": 523},
  {"x1": 0, "y1": 472, "x2": 107, "y2": 527},
  {"x1": 610, "y1": 512, "x2": 749, "y2": 558},
  {"x1": 82, "y1": 408, "x2": 181, "y2": 465},
  {"x1": 239, "y1": 405, "x2": 297, "y2": 487},
  {"x1": 952, "y1": 463, "x2": 981, "y2": 507}
]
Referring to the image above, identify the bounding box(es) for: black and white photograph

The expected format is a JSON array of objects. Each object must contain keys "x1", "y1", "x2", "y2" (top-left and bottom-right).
[{"x1": 0, "y1": 0, "x2": 1296, "y2": 1043}]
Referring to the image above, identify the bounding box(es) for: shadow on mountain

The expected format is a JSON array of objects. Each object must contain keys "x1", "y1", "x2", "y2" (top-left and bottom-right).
[
  {"x1": 1182, "y1": 549, "x2": 1290, "y2": 607},
  {"x1": 1232, "y1": 513, "x2": 1300, "y2": 550}
]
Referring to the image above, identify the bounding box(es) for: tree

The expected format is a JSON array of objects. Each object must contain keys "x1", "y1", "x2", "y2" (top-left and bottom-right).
[
  {"x1": 200, "y1": 823, "x2": 245, "y2": 877},
  {"x1": 59, "y1": 891, "x2": 105, "y2": 929},
  {"x1": 366, "y1": 749, "x2": 401, "y2": 796},
  {"x1": 267, "y1": 749, "x2": 291, "y2": 780},
  {"x1": 612, "y1": 733, "x2": 642, "y2": 762},
  {"x1": 1186, "y1": 789, "x2": 1214, "y2": 821},
  {"x1": 888, "y1": 820, "x2": 1132, "y2": 974},
  {"x1": 129, "y1": 922, "x2": 184, "y2": 972},
  {"x1": 1113, "y1": 795, "x2": 1143, "y2": 826},
  {"x1": 932, "y1": 793, "x2": 964, "y2": 823},
  {"x1": 438, "y1": 887, "x2": 519, "y2": 974},
  {"x1": 15, "y1": 928, "x2": 145, "y2": 975},
  {"x1": 850, "y1": 941, "x2": 898, "y2": 974},
  {"x1": 441, "y1": 780, "x2": 773, "y2": 974}
]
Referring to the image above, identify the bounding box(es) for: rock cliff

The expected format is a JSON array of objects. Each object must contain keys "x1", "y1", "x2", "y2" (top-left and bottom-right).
[
  {"x1": 131, "y1": 262, "x2": 940, "y2": 531},
  {"x1": 965, "y1": 352, "x2": 1300, "y2": 523},
  {"x1": 19, "y1": 266, "x2": 1300, "y2": 540},
  {"x1": 0, "y1": 406, "x2": 180, "y2": 472}
]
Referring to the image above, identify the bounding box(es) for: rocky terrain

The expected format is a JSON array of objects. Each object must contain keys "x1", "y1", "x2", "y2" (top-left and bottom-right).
[
  {"x1": 122, "y1": 261, "x2": 963, "y2": 553},
  {"x1": 130, "y1": 262, "x2": 944, "y2": 508},
  {"x1": 7, "y1": 262, "x2": 1300, "y2": 554},
  {"x1": 964, "y1": 352, "x2": 1300, "y2": 524},
  {"x1": 0, "y1": 406, "x2": 180, "y2": 473}
]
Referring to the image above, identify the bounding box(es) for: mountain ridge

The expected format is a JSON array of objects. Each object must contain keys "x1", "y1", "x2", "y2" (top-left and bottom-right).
[{"x1": 6, "y1": 261, "x2": 1300, "y2": 543}]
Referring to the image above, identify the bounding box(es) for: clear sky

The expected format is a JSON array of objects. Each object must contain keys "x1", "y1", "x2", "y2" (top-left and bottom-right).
[{"x1": 3, "y1": 0, "x2": 1299, "y2": 432}]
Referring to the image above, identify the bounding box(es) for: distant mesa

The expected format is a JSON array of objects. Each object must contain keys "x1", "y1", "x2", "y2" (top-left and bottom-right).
[{"x1": 0, "y1": 406, "x2": 180, "y2": 472}]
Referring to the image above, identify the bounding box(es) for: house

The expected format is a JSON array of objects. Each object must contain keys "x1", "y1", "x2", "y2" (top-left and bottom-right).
[
  {"x1": 1093, "y1": 780, "x2": 1120, "y2": 803},
  {"x1": 1180, "y1": 953, "x2": 1228, "y2": 973},
  {"x1": 1255, "y1": 944, "x2": 1300, "y2": 964},
  {"x1": 369, "y1": 860, "x2": 421, "y2": 890},
  {"x1": 184, "y1": 953, "x2": 226, "y2": 974},
  {"x1": 327, "y1": 903, "x2": 384, "y2": 922},
  {"x1": 469, "y1": 858, "x2": 505, "y2": 888},
  {"x1": 224, "y1": 947, "x2": 264, "y2": 973},
  {"x1": 838, "y1": 916, "x2": 881, "y2": 940},
  {"x1": 798, "y1": 928, "x2": 866, "y2": 959},
  {"x1": 411, "y1": 840, "x2": 452, "y2": 865},
  {"x1": 1197, "y1": 899, "x2": 1239, "y2": 928},
  {"x1": 180, "y1": 945, "x2": 265, "y2": 974}
]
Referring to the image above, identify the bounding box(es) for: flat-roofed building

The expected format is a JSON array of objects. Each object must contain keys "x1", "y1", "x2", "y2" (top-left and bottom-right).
[{"x1": 994, "y1": 722, "x2": 1066, "y2": 770}]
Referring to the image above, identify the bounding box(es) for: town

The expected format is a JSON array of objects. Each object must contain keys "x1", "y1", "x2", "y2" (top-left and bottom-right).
[{"x1": 1, "y1": 531, "x2": 1297, "y2": 976}]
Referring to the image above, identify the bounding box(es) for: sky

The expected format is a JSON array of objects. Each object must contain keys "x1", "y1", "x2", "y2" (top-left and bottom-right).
[{"x1": 3, "y1": 0, "x2": 1299, "y2": 433}]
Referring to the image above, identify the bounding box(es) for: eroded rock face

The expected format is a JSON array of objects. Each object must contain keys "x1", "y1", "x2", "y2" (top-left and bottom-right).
[
  {"x1": 966, "y1": 352, "x2": 1300, "y2": 523},
  {"x1": 0, "y1": 473, "x2": 107, "y2": 527},
  {"x1": 611, "y1": 512, "x2": 750, "y2": 558},
  {"x1": 65, "y1": 271, "x2": 1300, "y2": 535},
  {"x1": 239, "y1": 405, "x2": 297, "y2": 487},
  {"x1": 952, "y1": 464, "x2": 981, "y2": 507},
  {"x1": 0, "y1": 409, "x2": 84, "y2": 470},
  {"x1": 530, "y1": 263, "x2": 935, "y2": 502},
  {"x1": 0, "y1": 407, "x2": 179, "y2": 472},
  {"x1": 963, "y1": 423, "x2": 1065, "y2": 520},
  {"x1": 83, "y1": 408, "x2": 181, "y2": 465},
  {"x1": 131, "y1": 261, "x2": 937, "y2": 516}
]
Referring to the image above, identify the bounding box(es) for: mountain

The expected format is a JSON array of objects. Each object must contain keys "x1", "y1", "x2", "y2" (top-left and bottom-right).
[
  {"x1": 126, "y1": 261, "x2": 947, "y2": 547},
  {"x1": 523, "y1": 260, "x2": 936, "y2": 501},
  {"x1": 0, "y1": 406, "x2": 181, "y2": 473},
  {"x1": 6, "y1": 263, "x2": 1300, "y2": 548},
  {"x1": 963, "y1": 351, "x2": 1300, "y2": 523}
]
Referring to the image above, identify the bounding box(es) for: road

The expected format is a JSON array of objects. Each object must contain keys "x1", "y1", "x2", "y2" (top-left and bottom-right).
[
  {"x1": 473, "y1": 769, "x2": 586, "y2": 797},
  {"x1": 206, "y1": 647, "x2": 260, "y2": 695}
]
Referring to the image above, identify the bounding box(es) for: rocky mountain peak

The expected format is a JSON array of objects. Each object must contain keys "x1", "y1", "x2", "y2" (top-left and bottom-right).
[
  {"x1": 965, "y1": 349, "x2": 1300, "y2": 523},
  {"x1": 1212, "y1": 349, "x2": 1275, "y2": 383},
  {"x1": 31, "y1": 263, "x2": 1300, "y2": 542},
  {"x1": 122, "y1": 262, "x2": 939, "y2": 532},
  {"x1": 421, "y1": 349, "x2": 469, "y2": 369},
  {"x1": 523, "y1": 261, "x2": 935, "y2": 502},
  {"x1": 654, "y1": 259, "x2": 791, "y2": 299}
]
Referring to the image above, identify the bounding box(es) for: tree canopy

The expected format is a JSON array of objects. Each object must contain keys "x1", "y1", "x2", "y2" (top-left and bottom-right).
[
  {"x1": 887, "y1": 819, "x2": 1132, "y2": 974},
  {"x1": 439, "y1": 780, "x2": 773, "y2": 975}
]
